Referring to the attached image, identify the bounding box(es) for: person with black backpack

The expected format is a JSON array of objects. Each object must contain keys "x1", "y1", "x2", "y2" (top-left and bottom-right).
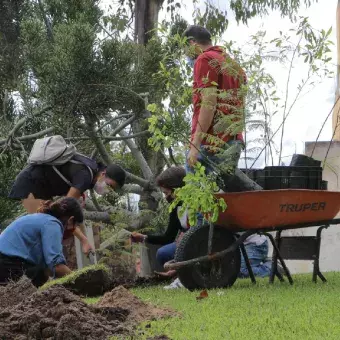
[{"x1": 8, "y1": 135, "x2": 126, "y2": 255}]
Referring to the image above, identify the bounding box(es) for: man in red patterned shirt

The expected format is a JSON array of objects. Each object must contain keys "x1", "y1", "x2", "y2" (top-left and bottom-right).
[
  {"x1": 183, "y1": 25, "x2": 246, "y2": 174},
  {"x1": 181, "y1": 28, "x2": 272, "y2": 282}
]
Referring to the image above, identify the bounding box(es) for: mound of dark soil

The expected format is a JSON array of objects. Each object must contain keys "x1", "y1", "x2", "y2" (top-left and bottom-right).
[
  {"x1": 0, "y1": 276, "x2": 37, "y2": 309},
  {"x1": 96, "y1": 285, "x2": 176, "y2": 325},
  {"x1": 0, "y1": 285, "x2": 128, "y2": 340},
  {"x1": 0, "y1": 276, "x2": 175, "y2": 339}
]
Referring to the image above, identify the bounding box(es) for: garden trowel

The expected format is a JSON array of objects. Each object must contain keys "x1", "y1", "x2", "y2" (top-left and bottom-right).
[{"x1": 88, "y1": 250, "x2": 97, "y2": 265}]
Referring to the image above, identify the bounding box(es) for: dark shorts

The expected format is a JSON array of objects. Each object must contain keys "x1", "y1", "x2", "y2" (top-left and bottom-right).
[
  {"x1": 0, "y1": 253, "x2": 48, "y2": 287},
  {"x1": 8, "y1": 166, "x2": 52, "y2": 200}
]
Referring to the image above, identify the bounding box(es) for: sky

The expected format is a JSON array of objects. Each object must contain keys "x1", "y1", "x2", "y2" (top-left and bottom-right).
[
  {"x1": 101, "y1": 0, "x2": 338, "y2": 168},
  {"x1": 226, "y1": 0, "x2": 337, "y2": 167}
]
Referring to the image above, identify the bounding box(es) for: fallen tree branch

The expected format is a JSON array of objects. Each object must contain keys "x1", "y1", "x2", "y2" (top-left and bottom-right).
[
  {"x1": 84, "y1": 207, "x2": 152, "y2": 229},
  {"x1": 0, "y1": 127, "x2": 54, "y2": 146},
  {"x1": 8, "y1": 106, "x2": 52, "y2": 138},
  {"x1": 88, "y1": 111, "x2": 156, "y2": 190},
  {"x1": 168, "y1": 147, "x2": 178, "y2": 166},
  {"x1": 86, "y1": 117, "x2": 113, "y2": 165},
  {"x1": 125, "y1": 171, "x2": 150, "y2": 188},
  {"x1": 122, "y1": 183, "x2": 144, "y2": 195},
  {"x1": 86, "y1": 116, "x2": 151, "y2": 189},
  {"x1": 109, "y1": 114, "x2": 136, "y2": 136},
  {"x1": 96, "y1": 113, "x2": 133, "y2": 133},
  {"x1": 86, "y1": 84, "x2": 147, "y2": 105},
  {"x1": 65, "y1": 130, "x2": 150, "y2": 141},
  {"x1": 119, "y1": 130, "x2": 153, "y2": 180},
  {"x1": 106, "y1": 131, "x2": 150, "y2": 140},
  {"x1": 84, "y1": 210, "x2": 111, "y2": 223},
  {"x1": 160, "y1": 149, "x2": 172, "y2": 168},
  {"x1": 90, "y1": 115, "x2": 137, "y2": 159},
  {"x1": 83, "y1": 197, "x2": 100, "y2": 212}
]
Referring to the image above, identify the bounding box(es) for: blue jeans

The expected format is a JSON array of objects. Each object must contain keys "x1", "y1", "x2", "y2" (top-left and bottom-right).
[
  {"x1": 239, "y1": 240, "x2": 271, "y2": 278},
  {"x1": 156, "y1": 242, "x2": 177, "y2": 266}
]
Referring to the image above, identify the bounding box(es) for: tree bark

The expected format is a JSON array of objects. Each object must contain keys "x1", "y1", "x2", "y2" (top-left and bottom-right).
[
  {"x1": 0, "y1": 0, "x2": 24, "y2": 89},
  {"x1": 119, "y1": 130, "x2": 153, "y2": 180},
  {"x1": 83, "y1": 207, "x2": 153, "y2": 229},
  {"x1": 133, "y1": 0, "x2": 166, "y2": 214},
  {"x1": 0, "y1": 127, "x2": 54, "y2": 146},
  {"x1": 134, "y1": 0, "x2": 164, "y2": 45}
]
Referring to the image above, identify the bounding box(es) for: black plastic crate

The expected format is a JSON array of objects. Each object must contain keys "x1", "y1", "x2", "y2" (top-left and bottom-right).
[
  {"x1": 240, "y1": 169, "x2": 265, "y2": 188},
  {"x1": 263, "y1": 166, "x2": 322, "y2": 190}
]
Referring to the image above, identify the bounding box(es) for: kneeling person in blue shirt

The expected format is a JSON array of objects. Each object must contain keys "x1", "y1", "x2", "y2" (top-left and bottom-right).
[{"x1": 0, "y1": 197, "x2": 83, "y2": 287}]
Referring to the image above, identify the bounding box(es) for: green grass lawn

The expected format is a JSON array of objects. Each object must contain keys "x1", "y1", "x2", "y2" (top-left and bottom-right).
[{"x1": 87, "y1": 273, "x2": 340, "y2": 340}]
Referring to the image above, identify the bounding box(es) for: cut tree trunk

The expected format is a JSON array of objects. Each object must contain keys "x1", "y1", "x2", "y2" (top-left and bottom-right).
[{"x1": 134, "y1": 0, "x2": 169, "y2": 276}]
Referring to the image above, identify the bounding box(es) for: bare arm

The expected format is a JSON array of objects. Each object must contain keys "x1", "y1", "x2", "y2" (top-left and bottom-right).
[
  {"x1": 54, "y1": 264, "x2": 72, "y2": 278},
  {"x1": 73, "y1": 227, "x2": 89, "y2": 243},
  {"x1": 192, "y1": 87, "x2": 217, "y2": 150},
  {"x1": 66, "y1": 186, "x2": 85, "y2": 236},
  {"x1": 66, "y1": 187, "x2": 82, "y2": 199},
  {"x1": 66, "y1": 187, "x2": 93, "y2": 254}
]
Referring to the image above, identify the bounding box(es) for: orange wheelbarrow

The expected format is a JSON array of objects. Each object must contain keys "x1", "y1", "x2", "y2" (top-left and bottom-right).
[{"x1": 164, "y1": 189, "x2": 340, "y2": 290}]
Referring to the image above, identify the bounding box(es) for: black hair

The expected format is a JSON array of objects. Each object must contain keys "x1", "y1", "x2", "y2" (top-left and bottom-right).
[
  {"x1": 183, "y1": 25, "x2": 212, "y2": 45},
  {"x1": 156, "y1": 166, "x2": 186, "y2": 190},
  {"x1": 97, "y1": 161, "x2": 107, "y2": 173},
  {"x1": 37, "y1": 197, "x2": 84, "y2": 224},
  {"x1": 105, "y1": 163, "x2": 126, "y2": 188}
]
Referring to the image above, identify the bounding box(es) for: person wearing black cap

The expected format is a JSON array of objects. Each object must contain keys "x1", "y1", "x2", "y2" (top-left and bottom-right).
[{"x1": 8, "y1": 158, "x2": 126, "y2": 255}]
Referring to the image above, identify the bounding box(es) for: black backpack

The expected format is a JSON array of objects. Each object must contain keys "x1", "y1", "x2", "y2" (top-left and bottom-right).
[{"x1": 53, "y1": 153, "x2": 99, "y2": 187}]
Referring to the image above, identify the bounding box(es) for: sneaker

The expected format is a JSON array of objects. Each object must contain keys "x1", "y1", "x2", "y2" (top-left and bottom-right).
[{"x1": 163, "y1": 278, "x2": 184, "y2": 290}]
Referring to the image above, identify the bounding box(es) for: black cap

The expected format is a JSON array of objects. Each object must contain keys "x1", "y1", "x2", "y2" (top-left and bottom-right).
[
  {"x1": 183, "y1": 25, "x2": 212, "y2": 44},
  {"x1": 105, "y1": 164, "x2": 126, "y2": 188}
]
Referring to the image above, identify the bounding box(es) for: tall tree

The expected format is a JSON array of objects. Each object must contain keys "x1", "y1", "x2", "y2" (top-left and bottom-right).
[{"x1": 0, "y1": 0, "x2": 322, "y2": 225}]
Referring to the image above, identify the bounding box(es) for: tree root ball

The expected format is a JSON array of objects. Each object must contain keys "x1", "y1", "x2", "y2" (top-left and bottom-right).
[{"x1": 40, "y1": 264, "x2": 112, "y2": 297}]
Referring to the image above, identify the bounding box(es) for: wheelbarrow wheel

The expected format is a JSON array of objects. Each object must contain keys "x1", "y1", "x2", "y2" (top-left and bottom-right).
[{"x1": 174, "y1": 224, "x2": 240, "y2": 290}]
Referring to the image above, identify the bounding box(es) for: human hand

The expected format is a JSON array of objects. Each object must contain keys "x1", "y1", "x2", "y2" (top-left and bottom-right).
[
  {"x1": 82, "y1": 240, "x2": 95, "y2": 255},
  {"x1": 187, "y1": 147, "x2": 199, "y2": 167},
  {"x1": 154, "y1": 270, "x2": 177, "y2": 278},
  {"x1": 131, "y1": 232, "x2": 146, "y2": 243}
]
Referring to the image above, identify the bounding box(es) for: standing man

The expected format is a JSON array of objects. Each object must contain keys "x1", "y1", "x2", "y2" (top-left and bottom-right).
[
  {"x1": 9, "y1": 154, "x2": 126, "y2": 255},
  {"x1": 182, "y1": 26, "x2": 272, "y2": 280},
  {"x1": 183, "y1": 25, "x2": 246, "y2": 174}
]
